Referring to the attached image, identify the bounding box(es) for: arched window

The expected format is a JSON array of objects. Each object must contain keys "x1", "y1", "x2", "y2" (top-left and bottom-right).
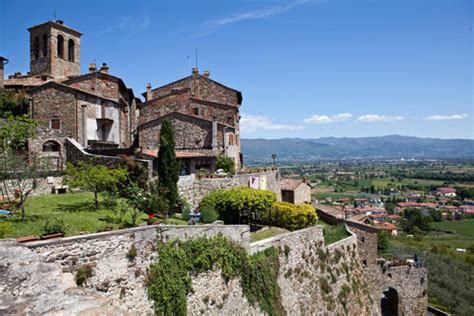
[
  {"x1": 68, "y1": 39, "x2": 75, "y2": 62},
  {"x1": 42, "y1": 141, "x2": 61, "y2": 152},
  {"x1": 33, "y1": 36, "x2": 40, "y2": 59},
  {"x1": 42, "y1": 34, "x2": 48, "y2": 57},
  {"x1": 57, "y1": 34, "x2": 64, "y2": 58}
]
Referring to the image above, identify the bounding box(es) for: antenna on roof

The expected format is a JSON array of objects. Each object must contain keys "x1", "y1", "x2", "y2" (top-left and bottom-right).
[
  {"x1": 53, "y1": 10, "x2": 57, "y2": 20},
  {"x1": 187, "y1": 55, "x2": 190, "y2": 71}
]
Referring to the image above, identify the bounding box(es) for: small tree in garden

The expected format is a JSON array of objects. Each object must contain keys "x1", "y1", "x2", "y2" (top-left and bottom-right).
[
  {"x1": 65, "y1": 161, "x2": 128, "y2": 209},
  {"x1": 154, "y1": 120, "x2": 179, "y2": 214},
  {"x1": 216, "y1": 155, "x2": 235, "y2": 174},
  {"x1": 0, "y1": 91, "x2": 40, "y2": 222}
]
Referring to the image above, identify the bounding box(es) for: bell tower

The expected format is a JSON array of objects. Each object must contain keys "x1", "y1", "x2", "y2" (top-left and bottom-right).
[{"x1": 28, "y1": 20, "x2": 82, "y2": 79}]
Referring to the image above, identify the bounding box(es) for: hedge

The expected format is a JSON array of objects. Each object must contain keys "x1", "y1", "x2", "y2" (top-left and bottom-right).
[
  {"x1": 264, "y1": 202, "x2": 318, "y2": 231},
  {"x1": 199, "y1": 187, "x2": 276, "y2": 224}
]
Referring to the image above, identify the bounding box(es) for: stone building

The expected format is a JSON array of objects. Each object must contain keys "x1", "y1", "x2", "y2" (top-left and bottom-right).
[
  {"x1": 3, "y1": 20, "x2": 138, "y2": 165},
  {"x1": 279, "y1": 178, "x2": 312, "y2": 204},
  {"x1": 137, "y1": 68, "x2": 242, "y2": 174}
]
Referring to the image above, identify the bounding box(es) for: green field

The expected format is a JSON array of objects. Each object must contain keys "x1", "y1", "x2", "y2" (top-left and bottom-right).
[
  {"x1": 371, "y1": 177, "x2": 444, "y2": 188},
  {"x1": 1, "y1": 192, "x2": 150, "y2": 238},
  {"x1": 430, "y1": 219, "x2": 474, "y2": 238}
]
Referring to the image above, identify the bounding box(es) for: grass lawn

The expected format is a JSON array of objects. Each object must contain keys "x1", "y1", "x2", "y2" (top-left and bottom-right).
[
  {"x1": 2, "y1": 192, "x2": 149, "y2": 238},
  {"x1": 430, "y1": 219, "x2": 474, "y2": 238},
  {"x1": 321, "y1": 222, "x2": 350, "y2": 245},
  {"x1": 250, "y1": 226, "x2": 289, "y2": 242}
]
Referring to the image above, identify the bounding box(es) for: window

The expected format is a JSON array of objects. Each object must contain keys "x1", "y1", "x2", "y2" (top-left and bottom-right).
[
  {"x1": 57, "y1": 35, "x2": 64, "y2": 58},
  {"x1": 362, "y1": 260, "x2": 367, "y2": 267},
  {"x1": 42, "y1": 34, "x2": 48, "y2": 57},
  {"x1": 33, "y1": 36, "x2": 40, "y2": 59},
  {"x1": 51, "y1": 118, "x2": 61, "y2": 130},
  {"x1": 68, "y1": 39, "x2": 75, "y2": 62},
  {"x1": 42, "y1": 140, "x2": 60, "y2": 152},
  {"x1": 193, "y1": 107, "x2": 199, "y2": 116}
]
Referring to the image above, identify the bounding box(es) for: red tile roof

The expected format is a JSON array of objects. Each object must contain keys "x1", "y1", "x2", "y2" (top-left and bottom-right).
[
  {"x1": 436, "y1": 187, "x2": 456, "y2": 193},
  {"x1": 279, "y1": 178, "x2": 306, "y2": 191},
  {"x1": 375, "y1": 222, "x2": 397, "y2": 231}
]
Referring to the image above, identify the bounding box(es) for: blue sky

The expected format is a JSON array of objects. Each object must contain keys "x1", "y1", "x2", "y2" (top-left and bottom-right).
[{"x1": 1, "y1": 0, "x2": 472, "y2": 139}]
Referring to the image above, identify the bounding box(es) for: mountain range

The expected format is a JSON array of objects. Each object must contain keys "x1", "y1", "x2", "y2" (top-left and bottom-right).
[{"x1": 241, "y1": 135, "x2": 474, "y2": 164}]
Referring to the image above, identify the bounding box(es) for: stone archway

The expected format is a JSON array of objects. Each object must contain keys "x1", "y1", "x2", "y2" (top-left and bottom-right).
[{"x1": 381, "y1": 287, "x2": 399, "y2": 316}]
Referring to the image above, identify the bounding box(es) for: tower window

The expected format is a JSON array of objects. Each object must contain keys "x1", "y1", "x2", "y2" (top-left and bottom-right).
[
  {"x1": 51, "y1": 118, "x2": 61, "y2": 130},
  {"x1": 42, "y1": 34, "x2": 48, "y2": 57},
  {"x1": 68, "y1": 39, "x2": 75, "y2": 62},
  {"x1": 193, "y1": 107, "x2": 199, "y2": 116},
  {"x1": 57, "y1": 35, "x2": 64, "y2": 58},
  {"x1": 33, "y1": 36, "x2": 40, "y2": 59}
]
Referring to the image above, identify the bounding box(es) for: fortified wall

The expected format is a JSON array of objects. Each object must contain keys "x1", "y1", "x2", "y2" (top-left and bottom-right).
[
  {"x1": 1, "y1": 223, "x2": 379, "y2": 315},
  {"x1": 315, "y1": 204, "x2": 428, "y2": 315},
  {"x1": 178, "y1": 170, "x2": 281, "y2": 208}
]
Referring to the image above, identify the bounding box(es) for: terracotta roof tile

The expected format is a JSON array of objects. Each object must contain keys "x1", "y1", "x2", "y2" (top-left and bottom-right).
[{"x1": 279, "y1": 178, "x2": 305, "y2": 190}]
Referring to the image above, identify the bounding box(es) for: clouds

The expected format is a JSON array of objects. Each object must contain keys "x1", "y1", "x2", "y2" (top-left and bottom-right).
[
  {"x1": 240, "y1": 114, "x2": 304, "y2": 132},
  {"x1": 303, "y1": 113, "x2": 353, "y2": 124},
  {"x1": 425, "y1": 114, "x2": 469, "y2": 121},
  {"x1": 204, "y1": 0, "x2": 311, "y2": 28},
  {"x1": 357, "y1": 114, "x2": 404, "y2": 122},
  {"x1": 100, "y1": 13, "x2": 151, "y2": 36}
]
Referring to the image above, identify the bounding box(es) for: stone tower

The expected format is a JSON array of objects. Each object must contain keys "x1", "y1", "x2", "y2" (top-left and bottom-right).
[{"x1": 28, "y1": 20, "x2": 81, "y2": 79}]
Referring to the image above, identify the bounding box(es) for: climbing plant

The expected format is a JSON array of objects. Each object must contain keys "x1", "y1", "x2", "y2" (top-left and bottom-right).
[{"x1": 147, "y1": 235, "x2": 283, "y2": 316}]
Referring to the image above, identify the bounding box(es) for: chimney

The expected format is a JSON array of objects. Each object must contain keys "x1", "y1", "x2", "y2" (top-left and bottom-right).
[
  {"x1": 203, "y1": 70, "x2": 210, "y2": 78},
  {"x1": 88, "y1": 63, "x2": 97, "y2": 72},
  {"x1": 192, "y1": 67, "x2": 199, "y2": 77},
  {"x1": 99, "y1": 63, "x2": 109, "y2": 74},
  {"x1": 146, "y1": 83, "x2": 152, "y2": 101},
  {"x1": 0, "y1": 56, "x2": 8, "y2": 89},
  {"x1": 211, "y1": 120, "x2": 218, "y2": 151}
]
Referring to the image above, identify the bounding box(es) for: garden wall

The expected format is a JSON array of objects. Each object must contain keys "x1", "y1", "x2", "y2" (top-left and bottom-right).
[
  {"x1": 1, "y1": 176, "x2": 64, "y2": 197},
  {"x1": 178, "y1": 170, "x2": 281, "y2": 208},
  {"x1": 26, "y1": 224, "x2": 250, "y2": 314}
]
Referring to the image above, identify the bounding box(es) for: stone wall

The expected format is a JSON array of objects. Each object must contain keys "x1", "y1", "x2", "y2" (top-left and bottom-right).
[
  {"x1": 365, "y1": 260, "x2": 428, "y2": 316},
  {"x1": 26, "y1": 224, "x2": 250, "y2": 314},
  {"x1": 0, "y1": 176, "x2": 64, "y2": 198},
  {"x1": 178, "y1": 170, "x2": 281, "y2": 208},
  {"x1": 65, "y1": 137, "x2": 152, "y2": 178}
]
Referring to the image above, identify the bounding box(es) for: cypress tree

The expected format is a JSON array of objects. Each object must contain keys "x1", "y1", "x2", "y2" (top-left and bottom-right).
[{"x1": 155, "y1": 120, "x2": 179, "y2": 214}]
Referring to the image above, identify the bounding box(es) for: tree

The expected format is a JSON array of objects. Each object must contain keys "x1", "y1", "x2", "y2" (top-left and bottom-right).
[
  {"x1": 0, "y1": 153, "x2": 46, "y2": 222},
  {"x1": 216, "y1": 155, "x2": 235, "y2": 174},
  {"x1": 403, "y1": 208, "x2": 430, "y2": 233},
  {"x1": 0, "y1": 89, "x2": 40, "y2": 222},
  {"x1": 377, "y1": 230, "x2": 390, "y2": 251},
  {"x1": 0, "y1": 88, "x2": 30, "y2": 117},
  {"x1": 155, "y1": 120, "x2": 179, "y2": 215},
  {"x1": 65, "y1": 161, "x2": 128, "y2": 209}
]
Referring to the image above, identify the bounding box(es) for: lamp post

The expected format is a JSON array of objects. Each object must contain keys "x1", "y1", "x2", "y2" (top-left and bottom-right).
[{"x1": 271, "y1": 153, "x2": 277, "y2": 169}]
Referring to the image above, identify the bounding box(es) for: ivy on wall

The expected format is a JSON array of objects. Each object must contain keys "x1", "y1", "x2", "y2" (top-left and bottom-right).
[{"x1": 147, "y1": 235, "x2": 284, "y2": 316}]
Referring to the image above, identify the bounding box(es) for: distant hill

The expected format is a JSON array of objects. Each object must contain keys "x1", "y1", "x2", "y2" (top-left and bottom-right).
[{"x1": 241, "y1": 135, "x2": 474, "y2": 164}]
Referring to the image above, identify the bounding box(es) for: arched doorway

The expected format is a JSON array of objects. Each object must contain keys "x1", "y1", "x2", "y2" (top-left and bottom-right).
[{"x1": 381, "y1": 288, "x2": 399, "y2": 316}]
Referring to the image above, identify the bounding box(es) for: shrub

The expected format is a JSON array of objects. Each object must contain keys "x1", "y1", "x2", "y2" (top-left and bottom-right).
[
  {"x1": 147, "y1": 235, "x2": 283, "y2": 316},
  {"x1": 0, "y1": 221, "x2": 12, "y2": 238},
  {"x1": 127, "y1": 244, "x2": 138, "y2": 262},
  {"x1": 75, "y1": 264, "x2": 94, "y2": 286},
  {"x1": 200, "y1": 205, "x2": 219, "y2": 223},
  {"x1": 199, "y1": 187, "x2": 276, "y2": 224},
  {"x1": 216, "y1": 156, "x2": 235, "y2": 174},
  {"x1": 377, "y1": 230, "x2": 391, "y2": 251},
  {"x1": 264, "y1": 202, "x2": 317, "y2": 231},
  {"x1": 43, "y1": 218, "x2": 65, "y2": 235}
]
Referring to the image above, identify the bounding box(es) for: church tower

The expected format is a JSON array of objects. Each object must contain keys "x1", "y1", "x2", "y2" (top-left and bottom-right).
[{"x1": 28, "y1": 20, "x2": 81, "y2": 79}]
